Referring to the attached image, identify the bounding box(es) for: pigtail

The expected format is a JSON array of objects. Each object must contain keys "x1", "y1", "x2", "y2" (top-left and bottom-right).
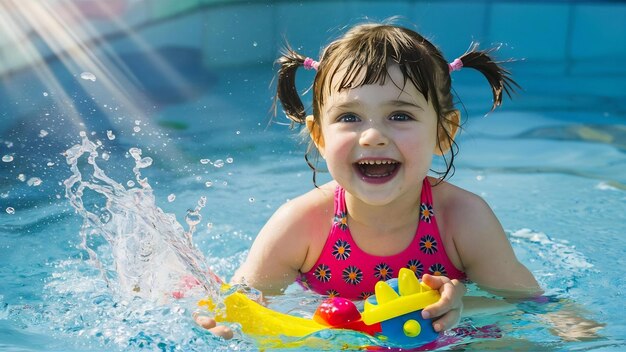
[
  {"x1": 275, "y1": 46, "x2": 309, "y2": 125},
  {"x1": 456, "y1": 43, "x2": 521, "y2": 111}
]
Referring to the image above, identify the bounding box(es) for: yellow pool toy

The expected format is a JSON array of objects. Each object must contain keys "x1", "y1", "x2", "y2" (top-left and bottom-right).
[
  {"x1": 198, "y1": 268, "x2": 440, "y2": 347},
  {"x1": 198, "y1": 288, "x2": 326, "y2": 339}
]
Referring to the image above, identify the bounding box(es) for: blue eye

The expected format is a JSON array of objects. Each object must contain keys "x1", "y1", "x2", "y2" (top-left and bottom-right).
[
  {"x1": 389, "y1": 112, "x2": 413, "y2": 121},
  {"x1": 337, "y1": 113, "x2": 360, "y2": 123}
]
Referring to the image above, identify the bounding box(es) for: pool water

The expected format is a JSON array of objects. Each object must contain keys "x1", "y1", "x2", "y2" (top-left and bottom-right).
[{"x1": 2, "y1": 3, "x2": 626, "y2": 352}]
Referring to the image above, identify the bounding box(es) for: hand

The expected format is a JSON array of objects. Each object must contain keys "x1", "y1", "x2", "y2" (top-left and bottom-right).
[
  {"x1": 542, "y1": 305, "x2": 605, "y2": 341},
  {"x1": 420, "y1": 274, "x2": 466, "y2": 332},
  {"x1": 193, "y1": 312, "x2": 234, "y2": 339}
]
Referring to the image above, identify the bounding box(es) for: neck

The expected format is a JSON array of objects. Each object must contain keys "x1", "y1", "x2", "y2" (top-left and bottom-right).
[{"x1": 344, "y1": 185, "x2": 422, "y2": 238}]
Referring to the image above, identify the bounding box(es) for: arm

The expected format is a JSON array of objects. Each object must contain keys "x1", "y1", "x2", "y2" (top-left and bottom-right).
[
  {"x1": 418, "y1": 185, "x2": 541, "y2": 333},
  {"x1": 194, "y1": 191, "x2": 324, "y2": 338},
  {"x1": 230, "y1": 199, "x2": 311, "y2": 295},
  {"x1": 448, "y1": 191, "x2": 543, "y2": 298},
  {"x1": 230, "y1": 184, "x2": 333, "y2": 295},
  {"x1": 447, "y1": 191, "x2": 604, "y2": 340}
]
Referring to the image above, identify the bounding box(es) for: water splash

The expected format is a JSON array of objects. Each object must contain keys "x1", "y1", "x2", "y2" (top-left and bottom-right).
[
  {"x1": 511, "y1": 228, "x2": 594, "y2": 271},
  {"x1": 509, "y1": 228, "x2": 595, "y2": 295},
  {"x1": 63, "y1": 132, "x2": 222, "y2": 303}
]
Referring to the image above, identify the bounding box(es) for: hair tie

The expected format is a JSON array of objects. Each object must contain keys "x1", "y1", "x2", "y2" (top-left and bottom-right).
[
  {"x1": 303, "y1": 57, "x2": 319, "y2": 71},
  {"x1": 448, "y1": 58, "x2": 463, "y2": 73}
]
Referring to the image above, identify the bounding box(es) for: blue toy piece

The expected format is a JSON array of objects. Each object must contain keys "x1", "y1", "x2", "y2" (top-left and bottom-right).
[{"x1": 360, "y1": 268, "x2": 440, "y2": 347}]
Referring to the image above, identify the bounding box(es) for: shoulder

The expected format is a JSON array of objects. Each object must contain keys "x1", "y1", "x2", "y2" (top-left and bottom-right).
[
  {"x1": 430, "y1": 178, "x2": 493, "y2": 228},
  {"x1": 233, "y1": 182, "x2": 337, "y2": 290},
  {"x1": 429, "y1": 178, "x2": 541, "y2": 295},
  {"x1": 430, "y1": 178, "x2": 507, "y2": 263},
  {"x1": 269, "y1": 181, "x2": 336, "y2": 229},
  {"x1": 429, "y1": 178, "x2": 499, "y2": 263},
  {"x1": 256, "y1": 181, "x2": 336, "y2": 256}
]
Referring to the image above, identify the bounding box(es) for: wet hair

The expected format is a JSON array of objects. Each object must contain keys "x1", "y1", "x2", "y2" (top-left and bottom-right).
[{"x1": 275, "y1": 22, "x2": 519, "y2": 185}]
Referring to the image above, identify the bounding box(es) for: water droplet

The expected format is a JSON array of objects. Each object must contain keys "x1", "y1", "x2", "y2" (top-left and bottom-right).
[
  {"x1": 476, "y1": 175, "x2": 484, "y2": 181},
  {"x1": 0, "y1": 192, "x2": 8, "y2": 199},
  {"x1": 136, "y1": 157, "x2": 153, "y2": 169},
  {"x1": 167, "y1": 194, "x2": 176, "y2": 202},
  {"x1": 207, "y1": 222, "x2": 213, "y2": 230},
  {"x1": 39, "y1": 130, "x2": 49, "y2": 138},
  {"x1": 129, "y1": 148, "x2": 142, "y2": 160},
  {"x1": 198, "y1": 196, "x2": 207, "y2": 208},
  {"x1": 133, "y1": 126, "x2": 141, "y2": 133},
  {"x1": 46, "y1": 162, "x2": 55, "y2": 167},
  {"x1": 213, "y1": 159, "x2": 224, "y2": 168},
  {"x1": 2, "y1": 155, "x2": 13, "y2": 162},
  {"x1": 252, "y1": 41, "x2": 258, "y2": 47},
  {"x1": 100, "y1": 212, "x2": 111, "y2": 223},
  {"x1": 80, "y1": 72, "x2": 96, "y2": 82},
  {"x1": 135, "y1": 120, "x2": 141, "y2": 126},
  {"x1": 249, "y1": 197, "x2": 255, "y2": 203},
  {"x1": 43, "y1": 92, "x2": 48, "y2": 97},
  {"x1": 127, "y1": 180, "x2": 135, "y2": 187},
  {"x1": 107, "y1": 130, "x2": 116, "y2": 140},
  {"x1": 6, "y1": 207, "x2": 15, "y2": 215},
  {"x1": 101, "y1": 152, "x2": 110, "y2": 161},
  {"x1": 185, "y1": 209, "x2": 201, "y2": 227},
  {"x1": 27, "y1": 177, "x2": 42, "y2": 186},
  {"x1": 17, "y1": 174, "x2": 26, "y2": 182},
  {"x1": 236, "y1": 131, "x2": 241, "y2": 135},
  {"x1": 226, "y1": 157, "x2": 234, "y2": 164},
  {"x1": 204, "y1": 181, "x2": 213, "y2": 188},
  {"x1": 200, "y1": 159, "x2": 210, "y2": 165}
]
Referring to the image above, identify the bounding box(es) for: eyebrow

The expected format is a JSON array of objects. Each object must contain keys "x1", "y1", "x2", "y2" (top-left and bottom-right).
[
  {"x1": 326, "y1": 100, "x2": 424, "y2": 114},
  {"x1": 386, "y1": 100, "x2": 424, "y2": 110}
]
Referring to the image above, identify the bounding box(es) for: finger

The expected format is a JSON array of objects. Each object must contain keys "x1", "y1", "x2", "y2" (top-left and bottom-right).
[
  {"x1": 431, "y1": 309, "x2": 462, "y2": 332},
  {"x1": 195, "y1": 315, "x2": 217, "y2": 330},
  {"x1": 209, "y1": 325, "x2": 234, "y2": 340},
  {"x1": 421, "y1": 274, "x2": 447, "y2": 290},
  {"x1": 422, "y1": 286, "x2": 453, "y2": 319},
  {"x1": 422, "y1": 280, "x2": 465, "y2": 319}
]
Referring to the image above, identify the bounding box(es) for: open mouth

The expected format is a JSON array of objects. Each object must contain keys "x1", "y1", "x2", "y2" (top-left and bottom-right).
[{"x1": 354, "y1": 160, "x2": 400, "y2": 183}]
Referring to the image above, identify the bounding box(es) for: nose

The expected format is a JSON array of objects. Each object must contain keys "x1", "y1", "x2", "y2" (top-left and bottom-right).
[{"x1": 359, "y1": 123, "x2": 389, "y2": 147}]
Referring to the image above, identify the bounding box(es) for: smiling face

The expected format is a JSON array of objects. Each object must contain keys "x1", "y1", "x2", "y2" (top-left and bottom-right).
[{"x1": 312, "y1": 64, "x2": 440, "y2": 206}]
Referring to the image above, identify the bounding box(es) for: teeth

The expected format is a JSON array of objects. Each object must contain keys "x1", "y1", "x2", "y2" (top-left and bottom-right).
[{"x1": 357, "y1": 160, "x2": 397, "y2": 165}]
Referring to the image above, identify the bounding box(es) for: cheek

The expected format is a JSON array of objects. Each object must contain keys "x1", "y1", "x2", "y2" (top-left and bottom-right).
[
  {"x1": 320, "y1": 130, "x2": 355, "y2": 161},
  {"x1": 398, "y1": 129, "x2": 438, "y2": 155},
  {"x1": 324, "y1": 138, "x2": 351, "y2": 160}
]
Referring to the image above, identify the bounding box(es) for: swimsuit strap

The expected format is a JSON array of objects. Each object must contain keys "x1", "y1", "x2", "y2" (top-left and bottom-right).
[
  {"x1": 334, "y1": 184, "x2": 346, "y2": 216},
  {"x1": 421, "y1": 178, "x2": 433, "y2": 203}
]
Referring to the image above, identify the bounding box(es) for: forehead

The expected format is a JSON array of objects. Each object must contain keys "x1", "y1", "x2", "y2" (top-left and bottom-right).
[{"x1": 324, "y1": 63, "x2": 427, "y2": 108}]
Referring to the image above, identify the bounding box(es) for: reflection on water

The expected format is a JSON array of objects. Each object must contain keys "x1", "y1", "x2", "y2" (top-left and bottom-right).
[{"x1": 519, "y1": 124, "x2": 626, "y2": 150}]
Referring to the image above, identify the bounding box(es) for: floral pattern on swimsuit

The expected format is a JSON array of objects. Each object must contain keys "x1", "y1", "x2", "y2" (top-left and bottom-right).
[{"x1": 298, "y1": 178, "x2": 466, "y2": 300}]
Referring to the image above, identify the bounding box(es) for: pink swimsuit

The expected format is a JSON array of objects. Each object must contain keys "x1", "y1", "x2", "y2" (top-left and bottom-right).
[{"x1": 299, "y1": 178, "x2": 466, "y2": 300}]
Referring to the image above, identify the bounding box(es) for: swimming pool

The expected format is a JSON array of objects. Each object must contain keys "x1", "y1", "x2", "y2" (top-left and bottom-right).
[{"x1": 1, "y1": 1, "x2": 625, "y2": 351}]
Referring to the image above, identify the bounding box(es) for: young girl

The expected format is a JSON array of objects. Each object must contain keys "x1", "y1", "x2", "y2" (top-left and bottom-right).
[{"x1": 196, "y1": 22, "x2": 542, "y2": 339}]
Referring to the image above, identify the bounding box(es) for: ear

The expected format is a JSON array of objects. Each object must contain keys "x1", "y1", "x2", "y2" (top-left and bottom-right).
[
  {"x1": 306, "y1": 115, "x2": 325, "y2": 155},
  {"x1": 434, "y1": 110, "x2": 460, "y2": 156}
]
